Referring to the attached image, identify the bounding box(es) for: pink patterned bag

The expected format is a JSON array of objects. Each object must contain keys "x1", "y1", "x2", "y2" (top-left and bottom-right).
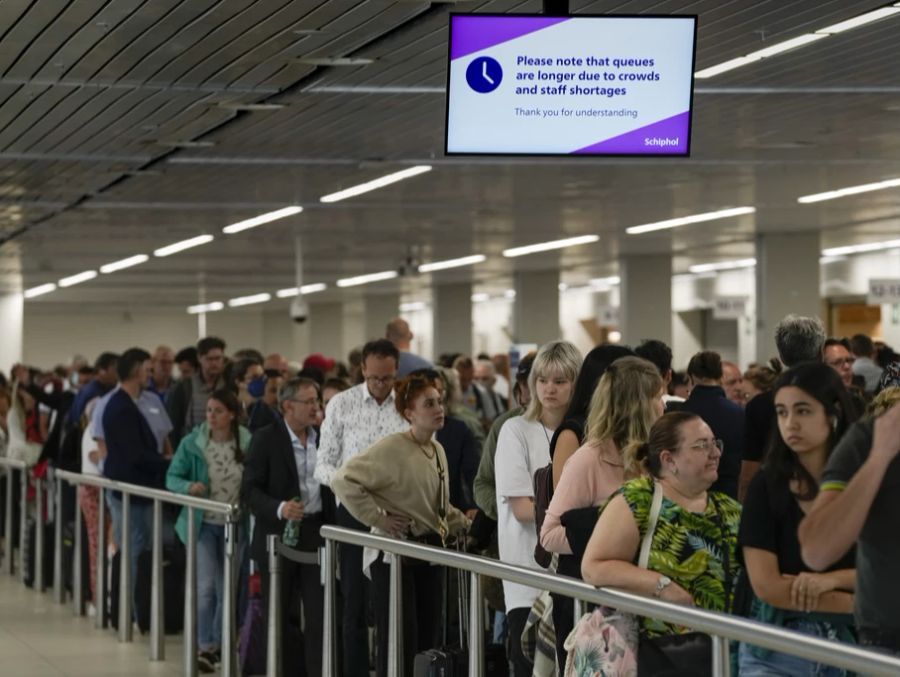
[{"x1": 563, "y1": 607, "x2": 638, "y2": 677}]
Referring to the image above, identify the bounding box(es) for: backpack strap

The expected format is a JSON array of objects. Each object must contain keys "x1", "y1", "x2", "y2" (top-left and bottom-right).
[{"x1": 638, "y1": 479, "x2": 663, "y2": 569}]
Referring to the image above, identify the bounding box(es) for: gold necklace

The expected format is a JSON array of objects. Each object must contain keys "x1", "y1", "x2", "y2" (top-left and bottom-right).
[{"x1": 409, "y1": 430, "x2": 435, "y2": 459}]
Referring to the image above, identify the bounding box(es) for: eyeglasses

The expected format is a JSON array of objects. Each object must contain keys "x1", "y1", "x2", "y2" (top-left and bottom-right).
[
  {"x1": 289, "y1": 398, "x2": 320, "y2": 407},
  {"x1": 366, "y1": 375, "x2": 396, "y2": 386},
  {"x1": 688, "y1": 439, "x2": 724, "y2": 454},
  {"x1": 826, "y1": 358, "x2": 855, "y2": 368}
]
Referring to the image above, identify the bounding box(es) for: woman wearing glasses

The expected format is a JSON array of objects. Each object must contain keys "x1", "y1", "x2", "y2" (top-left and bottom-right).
[
  {"x1": 737, "y1": 362, "x2": 859, "y2": 676},
  {"x1": 331, "y1": 373, "x2": 469, "y2": 677},
  {"x1": 581, "y1": 411, "x2": 741, "y2": 675}
]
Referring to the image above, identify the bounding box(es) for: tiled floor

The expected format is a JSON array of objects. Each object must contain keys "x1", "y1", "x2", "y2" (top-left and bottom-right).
[{"x1": 0, "y1": 572, "x2": 186, "y2": 676}]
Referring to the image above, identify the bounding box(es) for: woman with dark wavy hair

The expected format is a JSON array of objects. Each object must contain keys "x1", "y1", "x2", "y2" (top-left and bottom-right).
[{"x1": 738, "y1": 362, "x2": 859, "y2": 676}]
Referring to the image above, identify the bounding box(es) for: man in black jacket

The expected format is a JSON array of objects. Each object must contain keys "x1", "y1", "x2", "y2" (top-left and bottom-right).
[{"x1": 242, "y1": 377, "x2": 333, "y2": 677}]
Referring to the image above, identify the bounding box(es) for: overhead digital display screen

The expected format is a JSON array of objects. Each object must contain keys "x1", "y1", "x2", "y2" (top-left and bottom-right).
[{"x1": 445, "y1": 14, "x2": 698, "y2": 156}]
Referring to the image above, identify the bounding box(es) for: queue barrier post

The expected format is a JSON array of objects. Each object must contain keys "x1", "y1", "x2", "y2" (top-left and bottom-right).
[
  {"x1": 221, "y1": 520, "x2": 238, "y2": 677},
  {"x1": 387, "y1": 554, "x2": 403, "y2": 677},
  {"x1": 96, "y1": 489, "x2": 107, "y2": 629},
  {"x1": 322, "y1": 538, "x2": 337, "y2": 677},
  {"x1": 118, "y1": 491, "x2": 133, "y2": 643},
  {"x1": 4, "y1": 467, "x2": 14, "y2": 575},
  {"x1": 73, "y1": 490, "x2": 84, "y2": 616},
  {"x1": 35, "y1": 476, "x2": 45, "y2": 592},
  {"x1": 150, "y1": 498, "x2": 165, "y2": 661},
  {"x1": 53, "y1": 474, "x2": 64, "y2": 604},
  {"x1": 184, "y1": 506, "x2": 198, "y2": 677},
  {"x1": 266, "y1": 534, "x2": 282, "y2": 677}
]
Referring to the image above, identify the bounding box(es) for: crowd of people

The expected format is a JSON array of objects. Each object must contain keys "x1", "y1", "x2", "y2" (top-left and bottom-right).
[{"x1": 0, "y1": 314, "x2": 898, "y2": 676}]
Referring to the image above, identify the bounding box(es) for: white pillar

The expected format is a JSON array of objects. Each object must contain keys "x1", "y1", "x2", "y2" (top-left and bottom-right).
[
  {"x1": 433, "y1": 283, "x2": 473, "y2": 358},
  {"x1": 619, "y1": 254, "x2": 672, "y2": 346},
  {"x1": 512, "y1": 270, "x2": 560, "y2": 346},
  {"x1": 364, "y1": 294, "x2": 400, "y2": 342},
  {"x1": 0, "y1": 293, "x2": 24, "y2": 371},
  {"x1": 755, "y1": 233, "x2": 821, "y2": 363}
]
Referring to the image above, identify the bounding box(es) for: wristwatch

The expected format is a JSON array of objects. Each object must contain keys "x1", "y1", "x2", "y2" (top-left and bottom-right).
[{"x1": 654, "y1": 575, "x2": 672, "y2": 598}]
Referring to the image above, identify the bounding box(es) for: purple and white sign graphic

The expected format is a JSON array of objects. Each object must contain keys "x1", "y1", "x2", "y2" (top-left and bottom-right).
[{"x1": 446, "y1": 15, "x2": 696, "y2": 155}]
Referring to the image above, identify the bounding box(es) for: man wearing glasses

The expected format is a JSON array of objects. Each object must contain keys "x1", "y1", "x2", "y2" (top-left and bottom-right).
[
  {"x1": 314, "y1": 338, "x2": 408, "y2": 677},
  {"x1": 824, "y1": 338, "x2": 867, "y2": 417},
  {"x1": 167, "y1": 336, "x2": 229, "y2": 447},
  {"x1": 243, "y1": 377, "x2": 333, "y2": 676}
]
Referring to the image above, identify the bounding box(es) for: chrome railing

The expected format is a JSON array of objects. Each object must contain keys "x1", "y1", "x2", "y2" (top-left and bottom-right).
[
  {"x1": 0, "y1": 458, "x2": 241, "y2": 677},
  {"x1": 305, "y1": 525, "x2": 900, "y2": 677}
]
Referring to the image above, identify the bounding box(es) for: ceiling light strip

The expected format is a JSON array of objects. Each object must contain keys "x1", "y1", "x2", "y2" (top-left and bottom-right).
[
  {"x1": 23, "y1": 283, "x2": 56, "y2": 299},
  {"x1": 502, "y1": 234, "x2": 599, "y2": 258},
  {"x1": 275, "y1": 283, "x2": 327, "y2": 298},
  {"x1": 222, "y1": 206, "x2": 303, "y2": 234},
  {"x1": 335, "y1": 271, "x2": 399, "y2": 288},
  {"x1": 99, "y1": 254, "x2": 149, "y2": 273},
  {"x1": 821, "y1": 239, "x2": 900, "y2": 257},
  {"x1": 320, "y1": 166, "x2": 432, "y2": 203},
  {"x1": 58, "y1": 270, "x2": 98, "y2": 287},
  {"x1": 418, "y1": 254, "x2": 486, "y2": 273},
  {"x1": 695, "y1": 5, "x2": 900, "y2": 79},
  {"x1": 797, "y1": 177, "x2": 900, "y2": 203},
  {"x1": 187, "y1": 302, "x2": 224, "y2": 314},
  {"x1": 688, "y1": 258, "x2": 757, "y2": 273},
  {"x1": 228, "y1": 293, "x2": 272, "y2": 307},
  {"x1": 626, "y1": 206, "x2": 755, "y2": 235},
  {"x1": 154, "y1": 234, "x2": 214, "y2": 257}
]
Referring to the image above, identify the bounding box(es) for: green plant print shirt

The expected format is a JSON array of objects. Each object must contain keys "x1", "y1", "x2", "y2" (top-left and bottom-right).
[{"x1": 618, "y1": 476, "x2": 742, "y2": 638}]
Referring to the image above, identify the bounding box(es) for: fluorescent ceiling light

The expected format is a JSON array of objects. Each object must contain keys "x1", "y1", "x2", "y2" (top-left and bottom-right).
[
  {"x1": 688, "y1": 258, "x2": 757, "y2": 273},
  {"x1": 418, "y1": 254, "x2": 486, "y2": 273},
  {"x1": 797, "y1": 177, "x2": 900, "y2": 203},
  {"x1": 23, "y1": 283, "x2": 56, "y2": 299},
  {"x1": 276, "y1": 283, "x2": 327, "y2": 298},
  {"x1": 336, "y1": 270, "x2": 398, "y2": 288},
  {"x1": 504, "y1": 289, "x2": 517, "y2": 299},
  {"x1": 817, "y1": 6, "x2": 900, "y2": 34},
  {"x1": 626, "y1": 207, "x2": 755, "y2": 235},
  {"x1": 695, "y1": 7, "x2": 900, "y2": 79},
  {"x1": 821, "y1": 239, "x2": 900, "y2": 257},
  {"x1": 228, "y1": 293, "x2": 272, "y2": 307},
  {"x1": 471, "y1": 293, "x2": 490, "y2": 303},
  {"x1": 591, "y1": 275, "x2": 621, "y2": 286},
  {"x1": 187, "y1": 302, "x2": 224, "y2": 314},
  {"x1": 502, "y1": 234, "x2": 599, "y2": 258},
  {"x1": 153, "y1": 234, "x2": 214, "y2": 257},
  {"x1": 320, "y1": 166, "x2": 432, "y2": 203},
  {"x1": 400, "y1": 301, "x2": 427, "y2": 312},
  {"x1": 749, "y1": 33, "x2": 827, "y2": 59},
  {"x1": 222, "y1": 206, "x2": 302, "y2": 234},
  {"x1": 58, "y1": 270, "x2": 98, "y2": 287},
  {"x1": 99, "y1": 254, "x2": 149, "y2": 274}
]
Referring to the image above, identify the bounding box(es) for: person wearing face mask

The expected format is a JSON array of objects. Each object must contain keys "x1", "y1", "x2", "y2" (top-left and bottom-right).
[
  {"x1": 494, "y1": 340, "x2": 582, "y2": 677},
  {"x1": 167, "y1": 390, "x2": 250, "y2": 673},
  {"x1": 738, "y1": 363, "x2": 858, "y2": 676},
  {"x1": 581, "y1": 412, "x2": 742, "y2": 675},
  {"x1": 331, "y1": 374, "x2": 470, "y2": 677},
  {"x1": 232, "y1": 358, "x2": 278, "y2": 432}
]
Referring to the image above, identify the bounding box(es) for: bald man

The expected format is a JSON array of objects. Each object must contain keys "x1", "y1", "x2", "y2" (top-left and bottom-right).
[
  {"x1": 263, "y1": 353, "x2": 290, "y2": 377},
  {"x1": 386, "y1": 317, "x2": 432, "y2": 377},
  {"x1": 147, "y1": 345, "x2": 177, "y2": 402},
  {"x1": 722, "y1": 361, "x2": 745, "y2": 406}
]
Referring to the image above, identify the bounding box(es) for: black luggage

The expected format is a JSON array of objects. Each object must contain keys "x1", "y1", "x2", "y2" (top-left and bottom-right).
[
  {"x1": 134, "y1": 545, "x2": 185, "y2": 634},
  {"x1": 415, "y1": 553, "x2": 469, "y2": 676},
  {"x1": 485, "y1": 643, "x2": 508, "y2": 676},
  {"x1": 414, "y1": 648, "x2": 465, "y2": 676}
]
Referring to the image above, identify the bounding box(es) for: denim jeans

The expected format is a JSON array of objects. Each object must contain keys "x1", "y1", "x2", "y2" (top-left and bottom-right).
[
  {"x1": 739, "y1": 619, "x2": 849, "y2": 677},
  {"x1": 106, "y1": 491, "x2": 153, "y2": 599},
  {"x1": 197, "y1": 523, "x2": 226, "y2": 650}
]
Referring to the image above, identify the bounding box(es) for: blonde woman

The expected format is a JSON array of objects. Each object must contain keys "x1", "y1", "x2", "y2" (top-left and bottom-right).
[
  {"x1": 495, "y1": 340, "x2": 582, "y2": 677},
  {"x1": 540, "y1": 356, "x2": 664, "y2": 670}
]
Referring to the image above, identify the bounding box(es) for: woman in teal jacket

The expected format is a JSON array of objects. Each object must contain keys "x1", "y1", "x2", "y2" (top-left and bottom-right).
[{"x1": 167, "y1": 389, "x2": 251, "y2": 673}]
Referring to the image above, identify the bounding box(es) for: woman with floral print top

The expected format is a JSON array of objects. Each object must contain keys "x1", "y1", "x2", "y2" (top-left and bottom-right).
[{"x1": 582, "y1": 411, "x2": 742, "y2": 639}]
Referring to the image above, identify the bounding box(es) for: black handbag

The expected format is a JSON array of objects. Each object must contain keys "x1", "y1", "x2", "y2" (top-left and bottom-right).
[
  {"x1": 636, "y1": 493, "x2": 731, "y2": 677},
  {"x1": 638, "y1": 632, "x2": 712, "y2": 676}
]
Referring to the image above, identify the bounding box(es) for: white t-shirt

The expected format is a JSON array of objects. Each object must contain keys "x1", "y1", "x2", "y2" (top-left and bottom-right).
[{"x1": 494, "y1": 415, "x2": 553, "y2": 611}]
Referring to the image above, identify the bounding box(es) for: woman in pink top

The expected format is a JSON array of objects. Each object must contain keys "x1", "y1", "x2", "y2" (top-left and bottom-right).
[{"x1": 541, "y1": 356, "x2": 665, "y2": 670}]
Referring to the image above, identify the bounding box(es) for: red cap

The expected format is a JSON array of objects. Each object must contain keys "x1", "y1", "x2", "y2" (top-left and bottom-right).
[{"x1": 303, "y1": 353, "x2": 335, "y2": 373}]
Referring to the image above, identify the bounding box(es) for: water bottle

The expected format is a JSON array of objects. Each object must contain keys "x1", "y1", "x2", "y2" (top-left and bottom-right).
[{"x1": 282, "y1": 496, "x2": 302, "y2": 547}]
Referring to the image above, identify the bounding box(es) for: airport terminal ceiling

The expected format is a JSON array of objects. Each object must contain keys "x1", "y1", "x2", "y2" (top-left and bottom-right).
[{"x1": 0, "y1": 0, "x2": 898, "y2": 308}]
